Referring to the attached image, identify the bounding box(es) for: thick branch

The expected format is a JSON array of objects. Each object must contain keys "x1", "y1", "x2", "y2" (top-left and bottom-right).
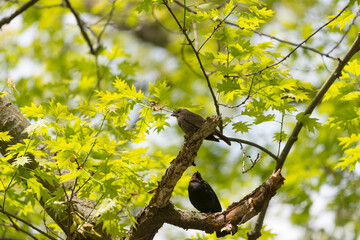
[
  {"x1": 128, "y1": 169, "x2": 284, "y2": 239},
  {"x1": 247, "y1": 33, "x2": 360, "y2": 239},
  {"x1": 168, "y1": 170, "x2": 283, "y2": 234},
  {"x1": 241, "y1": 32, "x2": 360, "y2": 239},
  {"x1": 0, "y1": 0, "x2": 39, "y2": 29},
  {"x1": 127, "y1": 116, "x2": 221, "y2": 240}
]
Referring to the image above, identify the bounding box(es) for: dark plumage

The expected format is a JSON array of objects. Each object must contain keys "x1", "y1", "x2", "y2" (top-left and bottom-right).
[
  {"x1": 171, "y1": 108, "x2": 231, "y2": 146},
  {"x1": 188, "y1": 171, "x2": 226, "y2": 237}
]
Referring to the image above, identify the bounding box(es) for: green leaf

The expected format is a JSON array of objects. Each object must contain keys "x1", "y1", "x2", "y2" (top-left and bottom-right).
[
  {"x1": 0, "y1": 131, "x2": 13, "y2": 142},
  {"x1": 335, "y1": 145, "x2": 360, "y2": 172},
  {"x1": 232, "y1": 121, "x2": 251, "y2": 133},
  {"x1": 49, "y1": 100, "x2": 73, "y2": 120},
  {"x1": 296, "y1": 113, "x2": 321, "y2": 133},
  {"x1": 339, "y1": 134, "x2": 360, "y2": 148},
  {"x1": 344, "y1": 59, "x2": 360, "y2": 76},
  {"x1": 223, "y1": 0, "x2": 234, "y2": 16},
  {"x1": 147, "y1": 78, "x2": 170, "y2": 103},
  {"x1": 74, "y1": 103, "x2": 97, "y2": 118},
  {"x1": 21, "y1": 103, "x2": 45, "y2": 118},
  {"x1": 327, "y1": 10, "x2": 354, "y2": 30},
  {"x1": 152, "y1": 113, "x2": 170, "y2": 133},
  {"x1": 273, "y1": 131, "x2": 288, "y2": 142}
]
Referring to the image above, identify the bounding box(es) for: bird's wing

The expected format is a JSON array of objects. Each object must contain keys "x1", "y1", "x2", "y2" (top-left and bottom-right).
[
  {"x1": 183, "y1": 111, "x2": 205, "y2": 128},
  {"x1": 202, "y1": 181, "x2": 222, "y2": 212}
]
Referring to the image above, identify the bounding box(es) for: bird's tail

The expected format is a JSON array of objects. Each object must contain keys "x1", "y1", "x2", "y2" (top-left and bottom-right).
[{"x1": 215, "y1": 130, "x2": 231, "y2": 146}]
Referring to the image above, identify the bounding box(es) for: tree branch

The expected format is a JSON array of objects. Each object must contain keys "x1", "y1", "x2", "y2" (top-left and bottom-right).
[
  {"x1": 0, "y1": 0, "x2": 39, "y2": 29},
  {"x1": 173, "y1": 0, "x2": 338, "y2": 61},
  {"x1": 127, "y1": 116, "x2": 223, "y2": 239},
  {"x1": 251, "y1": 29, "x2": 337, "y2": 60},
  {"x1": 0, "y1": 207, "x2": 57, "y2": 240},
  {"x1": 327, "y1": 10, "x2": 360, "y2": 55},
  {"x1": 128, "y1": 169, "x2": 284, "y2": 239},
  {"x1": 162, "y1": 0, "x2": 221, "y2": 119},
  {"x1": 228, "y1": 137, "x2": 279, "y2": 162},
  {"x1": 247, "y1": 31, "x2": 360, "y2": 240},
  {"x1": 126, "y1": 113, "x2": 284, "y2": 239},
  {"x1": 276, "y1": 32, "x2": 360, "y2": 171},
  {"x1": 168, "y1": 170, "x2": 283, "y2": 234},
  {"x1": 226, "y1": 4, "x2": 349, "y2": 77},
  {"x1": 64, "y1": 0, "x2": 97, "y2": 55},
  {"x1": 197, "y1": 6, "x2": 236, "y2": 52},
  {"x1": 4, "y1": 218, "x2": 39, "y2": 240},
  {"x1": 246, "y1": 200, "x2": 269, "y2": 240}
]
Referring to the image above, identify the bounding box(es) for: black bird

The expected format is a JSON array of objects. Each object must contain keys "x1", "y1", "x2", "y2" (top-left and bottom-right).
[
  {"x1": 188, "y1": 171, "x2": 227, "y2": 237},
  {"x1": 171, "y1": 108, "x2": 231, "y2": 146}
]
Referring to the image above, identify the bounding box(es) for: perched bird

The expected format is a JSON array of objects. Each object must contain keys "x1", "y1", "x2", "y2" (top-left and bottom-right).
[
  {"x1": 171, "y1": 108, "x2": 231, "y2": 146},
  {"x1": 188, "y1": 171, "x2": 227, "y2": 237},
  {"x1": 188, "y1": 172, "x2": 227, "y2": 237},
  {"x1": 188, "y1": 171, "x2": 222, "y2": 213}
]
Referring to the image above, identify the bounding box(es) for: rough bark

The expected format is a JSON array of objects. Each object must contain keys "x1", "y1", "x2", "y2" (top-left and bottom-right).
[{"x1": 0, "y1": 97, "x2": 30, "y2": 156}]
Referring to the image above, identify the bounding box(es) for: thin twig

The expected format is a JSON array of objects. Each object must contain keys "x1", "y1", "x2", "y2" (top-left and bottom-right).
[
  {"x1": 0, "y1": 207, "x2": 57, "y2": 240},
  {"x1": 197, "y1": 5, "x2": 237, "y2": 52},
  {"x1": 228, "y1": 137, "x2": 279, "y2": 162},
  {"x1": 180, "y1": 42, "x2": 204, "y2": 77},
  {"x1": 2, "y1": 170, "x2": 17, "y2": 209},
  {"x1": 251, "y1": 28, "x2": 337, "y2": 60},
  {"x1": 248, "y1": 32, "x2": 360, "y2": 233},
  {"x1": 327, "y1": 10, "x2": 360, "y2": 55},
  {"x1": 242, "y1": 154, "x2": 262, "y2": 173},
  {"x1": 192, "y1": 21, "x2": 198, "y2": 49},
  {"x1": 97, "y1": 0, "x2": 116, "y2": 43},
  {"x1": 42, "y1": 211, "x2": 64, "y2": 240},
  {"x1": 219, "y1": 94, "x2": 250, "y2": 108},
  {"x1": 81, "y1": 112, "x2": 108, "y2": 166},
  {"x1": 163, "y1": 0, "x2": 221, "y2": 118},
  {"x1": 173, "y1": 0, "x2": 337, "y2": 60},
  {"x1": 276, "y1": 32, "x2": 360, "y2": 171},
  {"x1": 77, "y1": 194, "x2": 105, "y2": 231},
  {"x1": 173, "y1": 0, "x2": 197, "y2": 14},
  {"x1": 74, "y1": 172, "x2": 94, "y2": 195},
  {"x1": 219, "y1": 74, "x2": 255, "y2": 108},
  {"x1": 277, "y1": 113, "x2": 285, "y2": 157},
  {"x1": 64, "y1": 0, "x2": 96, "y2": 55},
  {"x1": 226, "y1": 4, "x2": 349, "y2": 78},
  {"x1": 7, "y1": 220, "x2": 39, "y2": 240},
  {"x1": 0, "y1": 0, "x2": 39, "y2": 29},
  {"x1": 247, "y1": 200, "x2": 269, "y2": 240}
]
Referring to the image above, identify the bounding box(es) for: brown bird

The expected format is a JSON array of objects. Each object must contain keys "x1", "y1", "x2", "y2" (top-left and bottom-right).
[
  {"x1": 188, "y1": 171, "x2": 227, "y2": 237},
  {"x1": 171, "y1": 108, "x2": 231, "y2": 146}
]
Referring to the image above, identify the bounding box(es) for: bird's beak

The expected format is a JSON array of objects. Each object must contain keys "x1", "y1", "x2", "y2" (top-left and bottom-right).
[{"x1": 171, "y1": 112, "x2": 176, "y2": 117}]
